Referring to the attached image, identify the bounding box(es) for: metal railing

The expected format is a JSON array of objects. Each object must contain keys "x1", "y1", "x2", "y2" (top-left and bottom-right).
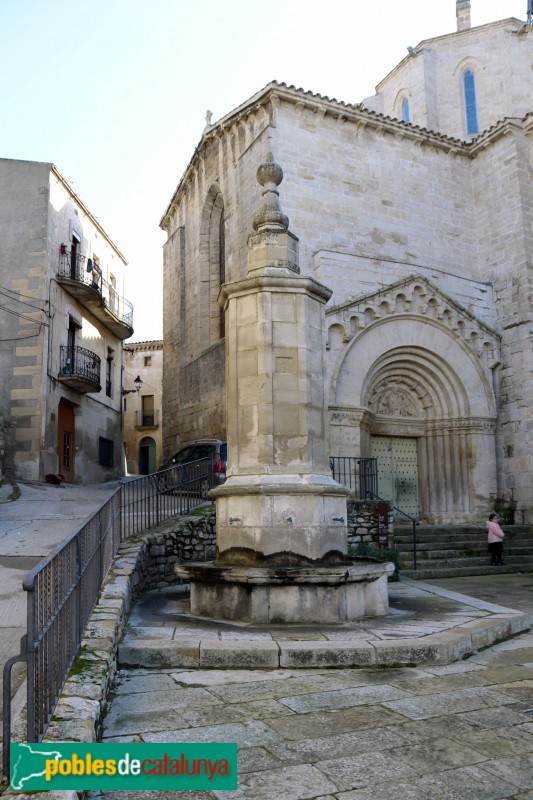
[
  {"x1": 57, "y1": 251, "x2": 134, "y2": 329},
  {"x1": 122, "y1": 458, "x2": 214, "y2": 539},
  {"x1": 134, "y1": 409, "x2": 160, "y2": 428},
  {"x1": 330, "y1": 456, "x2": 378, "y2": 499},
  {"x1": 366, "y1": 490, "x2": 419, "y2": 570},
  {"x1": 59, "y1": 344, "x2": 101, "y2": 384},
  {"x1": 3, "y1": 490, "x2": 121, "y2": 778},
  {"x1": 3, "y1": 459, "x2": 216, "y2": 779}
]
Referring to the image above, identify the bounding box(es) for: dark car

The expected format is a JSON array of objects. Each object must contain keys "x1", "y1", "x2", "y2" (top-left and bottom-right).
[{"x1": 157, "y1": 439, "x2": 227, "y2": 498}]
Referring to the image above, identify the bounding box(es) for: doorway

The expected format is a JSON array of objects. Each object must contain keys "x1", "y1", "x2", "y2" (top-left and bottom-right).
[
  {"x1": 138, "y1": 436, "x2": 156, "y2": 475},
  {"x1": 371, "y1": 436, "x2": 419, "y2": 517},
  {"x1": 57, "y1": 400, "x2": 75, "y2": 482}
]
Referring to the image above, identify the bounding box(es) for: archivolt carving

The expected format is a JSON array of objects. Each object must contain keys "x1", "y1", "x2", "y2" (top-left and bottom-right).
[{"x1": 326, "y1": 275, "x2": 500, "y2": 368}]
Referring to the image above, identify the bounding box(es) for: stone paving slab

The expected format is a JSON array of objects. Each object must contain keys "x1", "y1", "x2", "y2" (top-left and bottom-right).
[
  {"x1": 4, "y1": 559, "x2": 532, "y2": 798},
  {"x1": 118, "y1": 578, "x2": 530, "y2": 671},
  {"x1": 80, "y1": 630, "x2": 533, "y2": 799}
]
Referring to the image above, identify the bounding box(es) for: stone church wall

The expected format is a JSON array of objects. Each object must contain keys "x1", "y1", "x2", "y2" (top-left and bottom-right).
[
  {"x1": 270, "y1": 99, "x2": 478, "y2": 295},
  {"x1": 367, "y1": 20, "x2": 533, "y2": 140},
  {"x1": 161, "y1": 114, "x2": 270, "y2": 454},
  {"x1": 472, "y1": 123, "x2": 533, "y2": 516},
  {"x1": 161, "y1": 65, "x2": 533, "y2": 520}
]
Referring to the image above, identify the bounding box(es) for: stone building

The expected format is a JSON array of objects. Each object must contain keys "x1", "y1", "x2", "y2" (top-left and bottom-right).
[
  {"x1": 161, "y1": 3, "x2": 533, "y2": 524},
  {"x1": 0, "y1": 158, "x2": 133, "y2": 484},
  {"x1": 123, "y1": 340, "x2": 163, "y2": 474}
]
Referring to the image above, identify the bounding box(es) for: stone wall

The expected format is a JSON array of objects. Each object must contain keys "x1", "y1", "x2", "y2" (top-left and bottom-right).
[
  {"x1": 120, "y1": 512, "x2": 216, "y2": 594},
  {"x1": 161, "y1": 76, "x2": 533, "y2": 521},
  {"x1": 365, "y1": 19, "x2": 533, "y2": 140},
  {"x1": 0, "y1": 159, "x2": 128, "y2": 485},
  {"x1": 347, "y1": 499, "x2": 394, "y2": 548}
]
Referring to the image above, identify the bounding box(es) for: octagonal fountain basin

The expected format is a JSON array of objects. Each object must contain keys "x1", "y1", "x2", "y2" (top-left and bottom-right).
[{"x1": 175, "y1": 558, "x2": 394, "y2": 624}]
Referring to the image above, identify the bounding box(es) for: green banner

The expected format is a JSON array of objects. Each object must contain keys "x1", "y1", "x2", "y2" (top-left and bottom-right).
[{"x1": 11, "y1": 742, "x2": 238, "y2": 791}]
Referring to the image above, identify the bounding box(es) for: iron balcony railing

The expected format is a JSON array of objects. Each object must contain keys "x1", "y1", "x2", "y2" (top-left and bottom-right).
[
  {"x1": 57, "y1": 251, "x2": 134, "y2": 329},
  {"x1": 134, "y1": 409, "x2": 160, "y2": 428},
  {"x1": 59, "y1": 344, "x2": 101, "y2": 384},
  {"x1": 330, "y1": 456, "x2": 378, "y2": 499},
  {"x1": 2, "y1": 459, "x2": 216, "y2": 779}
]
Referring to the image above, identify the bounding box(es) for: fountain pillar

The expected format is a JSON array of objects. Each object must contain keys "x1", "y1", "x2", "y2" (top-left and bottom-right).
[{"x1": 176, "y1": 154, "x2": 392, "y2": 622}]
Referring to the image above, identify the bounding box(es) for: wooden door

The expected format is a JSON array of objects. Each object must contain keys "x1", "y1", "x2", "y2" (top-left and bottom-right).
[{"x1": 371, "y1": 436, "x2": 419, "y2": 517}]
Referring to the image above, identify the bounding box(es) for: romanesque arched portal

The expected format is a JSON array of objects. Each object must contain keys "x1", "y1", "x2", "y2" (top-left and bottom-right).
[{"x1": 328, "y1": 292, "x2": 499, "y2": 523}]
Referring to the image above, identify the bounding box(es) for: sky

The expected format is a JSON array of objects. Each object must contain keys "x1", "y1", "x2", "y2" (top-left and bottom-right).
[{"x1": 0, "y1": 0, "x2": 528, "y2": 342}]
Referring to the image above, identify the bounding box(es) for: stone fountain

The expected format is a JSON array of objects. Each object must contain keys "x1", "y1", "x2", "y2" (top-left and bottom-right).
[{"x1": 176, "y1": 153, "x2": 393, "y2": 623}]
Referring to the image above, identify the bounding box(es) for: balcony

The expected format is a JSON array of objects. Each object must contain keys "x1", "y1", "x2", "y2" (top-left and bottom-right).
[
  {"x1": 134, "y1": 409, "x2": 160, "y2": 430},
  {"x1": 56, "y1": 251, "x2": 134, "y2": 340},
  {"x1": 57, "y1": 345, "x2": 102, "y2": 393}
]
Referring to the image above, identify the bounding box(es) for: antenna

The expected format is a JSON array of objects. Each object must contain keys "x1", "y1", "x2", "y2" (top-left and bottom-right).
[{"x1": 528, "y1": 0, "x2": 533, "y2": 24}]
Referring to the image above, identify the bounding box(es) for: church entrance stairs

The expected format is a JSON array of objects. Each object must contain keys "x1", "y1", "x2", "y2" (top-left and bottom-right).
[{"x1": 396, "y1": 524, "x2": 533, "y2": 579}]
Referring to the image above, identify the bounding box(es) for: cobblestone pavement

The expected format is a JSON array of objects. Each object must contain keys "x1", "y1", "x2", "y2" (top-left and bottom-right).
[{"x1": 87, "y1": 575, "x2": 533, "y2": 800}]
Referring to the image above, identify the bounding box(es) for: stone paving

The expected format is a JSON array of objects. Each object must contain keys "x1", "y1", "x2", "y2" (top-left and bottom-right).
[
  {"x1": 83, "y1": 574, "x2": 533, "y2": 799},
  {"x1": 89, "y1": 628, "x2": 533, "y2": 799},
  {"x1": 2, "y1": 483, "x2": 532, "y2": 800},
  {"x1": 118, "y1": 579, "x2": 529, "y2": 669}
]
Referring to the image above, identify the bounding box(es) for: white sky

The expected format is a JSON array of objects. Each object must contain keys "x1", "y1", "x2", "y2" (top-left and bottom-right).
[{"x1": 0, "y1": 0, "x2": 527, "y2": 342}]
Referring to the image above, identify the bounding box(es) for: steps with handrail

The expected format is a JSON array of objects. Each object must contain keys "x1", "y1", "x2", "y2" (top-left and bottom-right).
[{"x1": 395, "y1": 524, "x2": 533, "y2": 578}]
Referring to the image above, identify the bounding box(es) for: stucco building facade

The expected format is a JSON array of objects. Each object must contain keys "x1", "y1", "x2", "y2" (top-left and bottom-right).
[
  {"x1": 0, "y1": 158, "x2": 133, "y2": 484},
  {"x1": 123, "y1": 340, "x2": 163, "y2": 474},
  {"x1": 161, "y1": 4, "x2": 533, "y2": 524}
]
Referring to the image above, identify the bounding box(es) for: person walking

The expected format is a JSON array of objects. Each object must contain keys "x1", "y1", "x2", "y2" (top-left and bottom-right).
[{"x1": 487, "y1": 512, "x2": 505, "y2": 566}]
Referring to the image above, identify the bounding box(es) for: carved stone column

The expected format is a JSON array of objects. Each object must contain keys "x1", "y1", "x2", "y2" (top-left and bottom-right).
[
  {"x1": 176, "y1": 154, "x2": 393, "y2": 623},
  {"x1": 214, "y1": 154, "x2": 349, "y2": 566}
]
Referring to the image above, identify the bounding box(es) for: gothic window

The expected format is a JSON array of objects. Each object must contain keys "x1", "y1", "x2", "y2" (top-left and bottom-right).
[
  {"x1": 463, "y1": 69, "x2": 479, "y2": 135},
  {"x1": 218, "y1": 205, "x2": 226, "y2": 339},
  {"x1": 402, "y1": 97, "x2": 410, "y2": 124},
  {"x1": 200, "y1": 187, "x2": 226, "y2": 346}
]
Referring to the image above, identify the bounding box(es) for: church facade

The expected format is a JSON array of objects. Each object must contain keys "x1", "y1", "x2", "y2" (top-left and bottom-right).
[{"x1": 161, "y1": 3, "x2": 533, "y2": 524}]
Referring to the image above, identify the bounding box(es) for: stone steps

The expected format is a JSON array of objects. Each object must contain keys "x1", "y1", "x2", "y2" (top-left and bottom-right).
[
  {"x1": 395, "y1": 524, "x2": 533, "y2": 579},
  {"x1": 402, "y1": 563, "x2": 533, "y2": 579}
]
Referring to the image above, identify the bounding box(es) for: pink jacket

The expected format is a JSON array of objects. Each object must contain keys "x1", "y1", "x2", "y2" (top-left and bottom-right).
[{"x1": 487, "y1": 520, "x2": 505, "y2": 543}]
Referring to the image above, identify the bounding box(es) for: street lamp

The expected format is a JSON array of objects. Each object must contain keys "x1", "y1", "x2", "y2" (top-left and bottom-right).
[{"x1": 122, "y1": 375, "x2": 142, "y2": 395}]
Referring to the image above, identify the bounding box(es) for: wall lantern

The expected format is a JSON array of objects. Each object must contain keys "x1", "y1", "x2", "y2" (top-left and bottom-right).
[{"x1": 122, "y1": 375, "x2": 143, "y2": 396}]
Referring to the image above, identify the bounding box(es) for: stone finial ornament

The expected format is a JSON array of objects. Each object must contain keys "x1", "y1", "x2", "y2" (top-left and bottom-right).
[
  {"x1": 252, "y1": 153, "x2": 289, "y2": 232},
  {"x1": 456, "y1": 0, "x2": 471, "y2": 31}
]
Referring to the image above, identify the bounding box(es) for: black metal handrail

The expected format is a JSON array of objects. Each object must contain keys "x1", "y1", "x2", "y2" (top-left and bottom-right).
[
  {"x1": 358, "y1": 457, "x2": 378, "y2": 499},
  {"x1": 330, "y1": 456, "x2": 378, "y2": 499},
  {"x1": 121, "y1": 458, "x2": 214, "y2": 539},
  {"x1": 59, "y1": 344, "x2": 101, "y2": 383},
  {"x1": 366, "y1": 490, "x2": 419, "y2": 570},
  {"x1": 3, "y1": 490, "x2": 121, "y2": 779},
  {"x1": 2, "y1": 458, "x2": 217, "y2": 779}
]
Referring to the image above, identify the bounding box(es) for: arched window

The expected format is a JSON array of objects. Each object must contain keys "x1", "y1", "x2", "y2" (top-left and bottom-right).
[
  {"x1": 200, "y1": 187, "x2": 226, "y2": 345},
  {"x1": 218, "y1": 206, "x2": 225, "y2": 339},
  {"x1": 463, "y1": 69, "x2": 479, "y2": 135},
  {"x1": 402, "y1": 97, "x2": 410, "y2": 124}
]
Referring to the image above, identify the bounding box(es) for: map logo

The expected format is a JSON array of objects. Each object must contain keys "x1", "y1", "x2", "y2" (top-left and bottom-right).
[{"x1": 11, "y1": 742, "x2": 238, "y2": 790}]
